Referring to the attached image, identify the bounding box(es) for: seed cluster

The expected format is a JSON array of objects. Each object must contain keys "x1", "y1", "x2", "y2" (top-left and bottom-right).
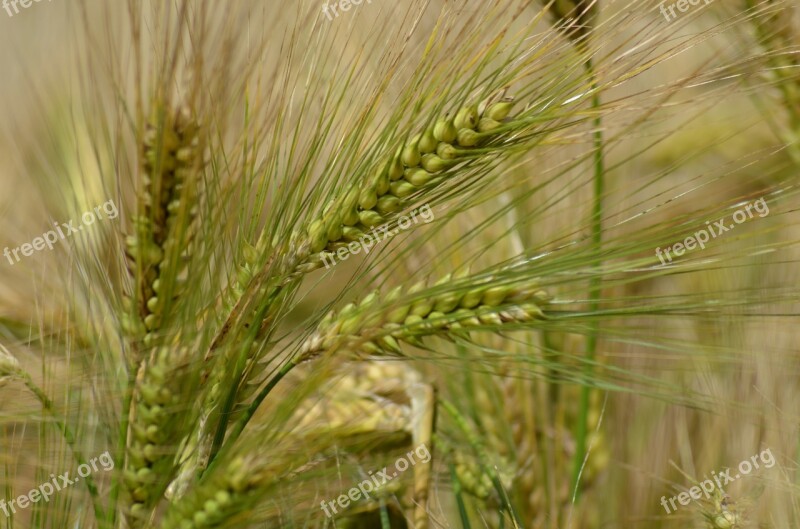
[
  {"x1": 122, "y1": 107, "x2": 202, "y2": 347},
  {"x1": 299, "y1": 274, "x2": 548, "y2": 361},
  {"x1": 436, "y1": 411, "x2": 515, "y2": 506},
  {"x1": 125, "y1": 347, "x2": 192, "y2": 524},
  {"x1": 304, "y1": 99, "x2": 517, "y2": 258}
]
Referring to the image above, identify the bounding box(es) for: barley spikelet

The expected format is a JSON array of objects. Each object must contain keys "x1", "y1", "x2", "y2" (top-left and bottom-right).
[
  {"x1": 203, "y1": 92, "x2": 547, "y2": 447},
  {"x1": 439, "y1": 432, "x2": 513, "y2": 503},
  {"x1": 293, "y1": 362, "x2": 420, "y2": 436},
  {"x1": 439, "y1": 399, "x2": 516, "y2": 518},
  {"x1": 207, "y1": 94, "x2": 521, "y2": 365},
  {"x1": 695, "y1": 483, "x2": 744, "y2": 528},
  {"x1": 160, "y1": 437, "x2": 342, "y2": 529},
  {"x1": 210, "y1": 93, "x2": 519, "y2": 339}
]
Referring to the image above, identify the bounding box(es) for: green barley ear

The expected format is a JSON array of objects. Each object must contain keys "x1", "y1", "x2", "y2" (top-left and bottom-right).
[
  {"x1": 297, "y1": 270, "x2": 548, "y2": 362},
  {"x1": 160, "y1": 433, "x2": 345, "y2": 529},
  {"x1": 299, "y1": 96, "x2": 521, "y2": 265},
  {"x1": 437, "y1": 434, "x2": 512, "y2": 503},
  {"x1": 702, "y1": 487, "x2": 743, "y2": 528},
  {"x1": 121, "y1": 101, "x2": 206, "y2": 526},
  {"x1": 159, "y1": 455, "x2": 257, "y2": 529},
  {"x1": 123, "y1": 103, "x2": 204, "y2": 354}
]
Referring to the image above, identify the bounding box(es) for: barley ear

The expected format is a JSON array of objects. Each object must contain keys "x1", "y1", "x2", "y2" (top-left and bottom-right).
[
  {"x1": 123, "y1": 104, "x2": 204, "y2": 355},
  {"x1": 159, "y1": 455, "x2": 260, "y2": 529},
  {"x1": 298, "y1": 272, "x2": 549, "y2": 362},
  {"x1": 299, "y1": 97, "x2": 520, "y2": 268}
]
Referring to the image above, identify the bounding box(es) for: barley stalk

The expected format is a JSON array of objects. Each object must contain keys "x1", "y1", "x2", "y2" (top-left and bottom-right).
[{"x1": 540, "y1": 0, "x2": 605, "y2": 498}]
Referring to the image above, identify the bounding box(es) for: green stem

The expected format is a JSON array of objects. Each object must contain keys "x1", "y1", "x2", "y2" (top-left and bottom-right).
[
  {"x1": 206, "y1": 282, "x2": 284, "y2": 467},
  {"x1": 21, "y1": 375, "x2": 107, "y2": 525},
  {"x1": 379, "y1": 499, "x2": 391, "y2": 529},
  {"x1": 571, "y1": 56, "x2": 604, "y2": 500},
  {"x1": 205, "y1": 358, "x2": 296, "y2": 471},
  {"x1": 450, "y1": 463, "x2": 473, "y2": 529}
]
